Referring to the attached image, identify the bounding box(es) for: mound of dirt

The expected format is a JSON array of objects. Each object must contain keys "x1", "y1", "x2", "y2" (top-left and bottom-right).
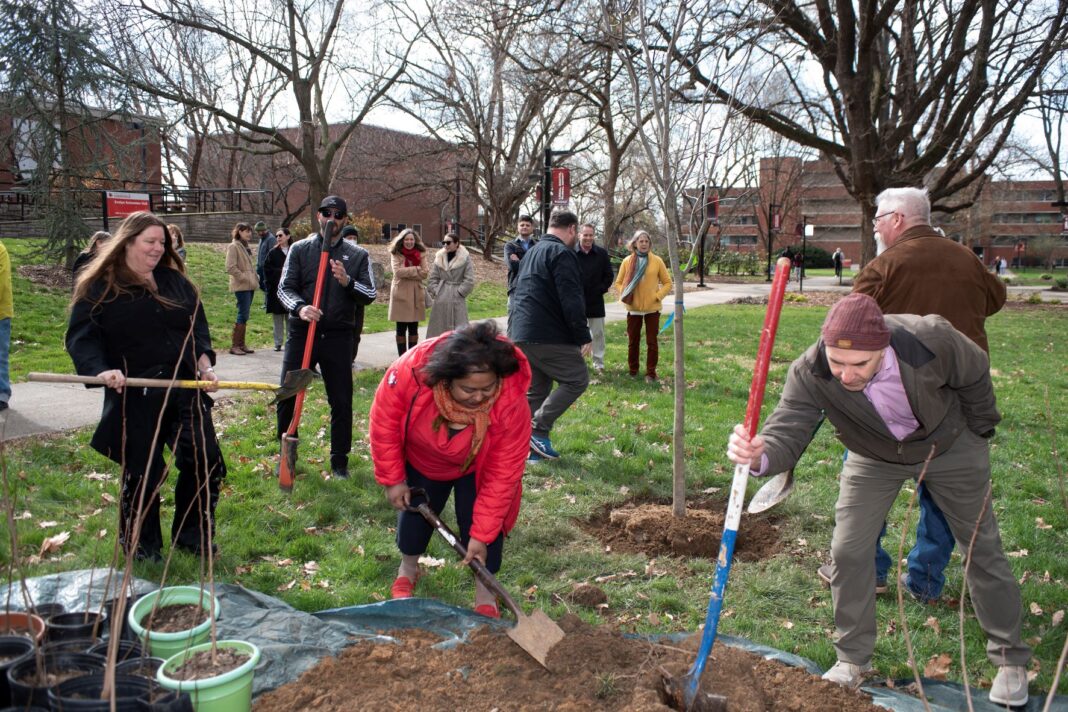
[
  {"x1": 252, "y1": 615, "x2": 885, "y2": 711},
  {"x1": 582, "y1": 497, "x2": 783, "y2": 561},
  {"x1": 18, "y1": 264, "x2": 72, "y2": 290}
]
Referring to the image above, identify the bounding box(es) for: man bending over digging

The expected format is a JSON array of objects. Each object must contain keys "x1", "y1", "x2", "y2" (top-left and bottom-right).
[{"x1": 725, "y1": 293, "x2": 1030, "y2": 708}]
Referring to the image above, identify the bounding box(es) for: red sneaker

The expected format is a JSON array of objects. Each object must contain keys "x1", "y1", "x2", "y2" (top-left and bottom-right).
[
  {"x1": 474, "y1": 603, "x2": 500, "y2": 618},
  {"x1": 390, "y1": 575, "x2": 417, "y2": 599}
]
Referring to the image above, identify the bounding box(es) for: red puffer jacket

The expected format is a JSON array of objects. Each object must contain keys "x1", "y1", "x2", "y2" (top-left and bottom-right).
[{"x1": 369, "y1": 333, "x2": 532, "y2": 544}]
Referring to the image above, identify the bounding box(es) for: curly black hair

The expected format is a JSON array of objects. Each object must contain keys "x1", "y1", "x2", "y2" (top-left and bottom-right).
[{"x1": 422, "y1": 321, "x2": 521, "y2": 386}]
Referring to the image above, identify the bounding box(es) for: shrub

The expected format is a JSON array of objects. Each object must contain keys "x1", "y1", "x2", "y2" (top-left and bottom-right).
[
  {"x1": 784, "y1": 293, "x2": 808, "y2": 303},
  {"x1": 1026, "y1": 293, "x2": 1044, "y2": 304},
  {"x1": 1001, "y1": 277, "x2": 1012, "y2": 285},
  {"x1": 1040, "y1": 273, "x2": 1053, "y2": 281},
  {"x1": 1054, "y1": 278, "x2": 1068, "y2": 291}
]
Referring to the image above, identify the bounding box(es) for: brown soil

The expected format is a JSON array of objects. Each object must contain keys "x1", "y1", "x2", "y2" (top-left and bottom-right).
[
  {"x1": 17, "y1": 264, "x2": 72, "y2": 290},
  {"x1": 169, "y1": 647, "x2": 249, "y2": 681},
  {"x1": 581, "y1": 497, "x2": 783, "y2": 561},
  {"x1": 253, "y1": 616, "x2": 885, "y2": 712},
  {"x1": 143, "y1": 603, "x2": 208, "y2": 633},
  {"x1": 17, "y1": 668, "x2": 85, "y2": 687}
]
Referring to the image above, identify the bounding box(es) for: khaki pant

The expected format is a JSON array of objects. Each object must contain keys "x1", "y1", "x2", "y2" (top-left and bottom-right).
[{"x1": 828, "y1": 429, "x2": 1029, "y2": 667}]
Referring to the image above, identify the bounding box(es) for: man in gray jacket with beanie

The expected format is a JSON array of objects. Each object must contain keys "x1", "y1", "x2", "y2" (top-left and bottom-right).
[{"x1": 726, "y1": 293, "x2": 1030, "y2": 707}]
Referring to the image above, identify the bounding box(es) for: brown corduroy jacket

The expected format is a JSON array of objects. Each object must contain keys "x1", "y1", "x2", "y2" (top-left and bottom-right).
[{"x1": 853, "y1": 225, "x2": 1005, "y2": 353}]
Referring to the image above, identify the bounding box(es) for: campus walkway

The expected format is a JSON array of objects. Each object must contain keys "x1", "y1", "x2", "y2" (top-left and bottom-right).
[{"x1": 2, "y1": 275, "x2": 1062, "y2": 442}]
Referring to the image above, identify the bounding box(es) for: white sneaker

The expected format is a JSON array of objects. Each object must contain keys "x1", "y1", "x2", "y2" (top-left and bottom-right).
[
  {"x1": 821, "y1": 661, "x2": 872, "y2": 688},
  {"x1": 989, "y1": 665, "x2": 1028, "y2": 707}
]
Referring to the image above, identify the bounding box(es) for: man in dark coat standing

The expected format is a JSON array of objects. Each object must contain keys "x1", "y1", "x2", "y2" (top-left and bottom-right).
[
  {"x1": 503, "y1": 215, "x2": 536, "y2": 309},
  {"x1": 575, "y1": 223, "x2": 614, "y2": 371},
  {"x1": 508, "y1": 210, "x2": 591, "y2": 462}
]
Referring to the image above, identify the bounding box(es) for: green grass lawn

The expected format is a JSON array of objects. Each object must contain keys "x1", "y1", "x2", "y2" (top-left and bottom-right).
[{"x1": 1, "y1": 248, "x2": 1066, "y2": 696}]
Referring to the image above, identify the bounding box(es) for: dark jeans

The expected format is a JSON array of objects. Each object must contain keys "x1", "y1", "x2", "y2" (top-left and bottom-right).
[
  {"x1": 234, "y1": 290, "x2": 254, "y2": 324},
  {"x1": 276, "y1": 325, "x2": 354, "y2": 470},
  {"x1": 396, "y1": 463, "x2": 504, "y2": 573},
  {"x1": 121, "y1": 391, "x2": 226, "y2": 555},
  {"x1": 875, "y1": 483, "x2": 954, "y2": 598},
  {"x1": 626, "y1": 312, "x2": 660, "y2": 377}
]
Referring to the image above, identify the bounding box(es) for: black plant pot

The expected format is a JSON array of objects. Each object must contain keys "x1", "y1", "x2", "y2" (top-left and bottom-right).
[
  {"x1": 6, "y1": 652, "x2": 104, "y2": 708},
  {"x1": 87, "y1": 639, "x2": 143, "y2": 663},
  {"x1": 138, "y1": 688, "x2": 195, "y2": 712},
  {"x1": 0, "y1": 635, "x2": 34, "y2": 706},
  {"x1": 103, "y1": 594, "x2": 144, "y2": 642},
  {"x1": 48, "y1": 672, "x2": 152, "y2": 712},
  {"x1": 46, "y1": 612, "x2": 107, "y2": 642},
  {"x1": 41, "y1": 637, "x2": 102, "y2": 656},
  {"x1": 27, "y1": 603, "x2": 65, "y2": 622},
  {"x1": 115, "y1": 656, "x2": 164, "y2": 679},
  {"x1": 0, "y1": 707, "x2": 48, "y2": 711}
]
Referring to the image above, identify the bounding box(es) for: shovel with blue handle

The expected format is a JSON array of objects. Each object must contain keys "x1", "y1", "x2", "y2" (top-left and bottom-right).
[{"x1": 661, "y1": 256, "x2": 793, "y2": 711}]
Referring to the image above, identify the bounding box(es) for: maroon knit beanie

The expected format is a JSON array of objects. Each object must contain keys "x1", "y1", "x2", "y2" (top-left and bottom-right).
[{"x1": 821, "y1": 294, "x2": 890, "y2": 350}]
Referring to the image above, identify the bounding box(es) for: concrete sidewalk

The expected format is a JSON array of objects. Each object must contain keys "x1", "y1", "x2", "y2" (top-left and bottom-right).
[{"x1": 3, "y1": 275, "x2": 1061, "y2": 442}]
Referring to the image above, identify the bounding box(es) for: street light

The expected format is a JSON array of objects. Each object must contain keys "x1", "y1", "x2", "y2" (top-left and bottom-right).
[
  {"x1": 543, "y1": 147, "x2": 575, "y2": 231},
  {"x1": 766, "y1": 203, "x2": 781, "y2": 281},
  {"x1": 797, "y1": 218, "x2": 813, "y2": 293}
]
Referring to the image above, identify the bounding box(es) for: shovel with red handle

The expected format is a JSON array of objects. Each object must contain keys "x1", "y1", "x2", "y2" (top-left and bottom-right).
[
  {"x1": 661, "y1": 256, "x2": 793, "y2": 712},
  {"x1": 278, "y1": 219, "x2": 337, "y2": 492}
]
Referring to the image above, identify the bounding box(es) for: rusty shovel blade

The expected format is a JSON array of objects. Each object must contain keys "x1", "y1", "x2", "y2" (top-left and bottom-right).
[
  {"x1": 659, "y1": 669, "x2": 729, "y2": 712},
  {"x1": 272, "y1": 368, "x2": 316, "y2": 405},
  {"x1": 506, "y1": 608, "x2": 565, "y2": 669},
  {"x1": 746, "y1": 469, "x2": 795, "y2": 514}
]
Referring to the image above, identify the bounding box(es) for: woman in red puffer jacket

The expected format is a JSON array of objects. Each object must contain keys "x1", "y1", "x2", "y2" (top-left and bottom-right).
[{"x1": 369, "y1": 320, "x2": 532, "y2": 617}]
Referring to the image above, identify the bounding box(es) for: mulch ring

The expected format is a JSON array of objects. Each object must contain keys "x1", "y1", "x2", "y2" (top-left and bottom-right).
[
  {"x1": 580, "y1": 495, "x2": 784, "y2": 561},
  {"x1": 18, "y1": 264, "x2": 72, "y2": 290},
  {"x1": 252, "y1": 614, "x2": 886, "y2": 711}
]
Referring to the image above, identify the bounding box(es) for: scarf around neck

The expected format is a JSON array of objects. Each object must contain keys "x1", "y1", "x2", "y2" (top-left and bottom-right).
[
  {"x1": 401, "y1": 246, "x2": 422, "y2": 267},
  {"x1": 431, "y1": 378, "x2": 502, "y2": 473},
  {"x1": 620, "y1": 253, "x2": 648, "y2": 305}
]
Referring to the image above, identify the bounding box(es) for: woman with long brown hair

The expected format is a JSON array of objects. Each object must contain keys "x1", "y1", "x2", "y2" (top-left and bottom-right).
[
  {"x1": 225, "y1": 222, "x2": 259, "y2": 355},
  {"x1": 67, "y1": 211, "x2": 227, "y2": 562},
  {"x1": 387, "y1": 228, "x2": 428, "y2": 355}
]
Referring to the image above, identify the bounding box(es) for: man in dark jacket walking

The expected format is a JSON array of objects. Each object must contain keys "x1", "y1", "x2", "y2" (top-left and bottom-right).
[
  {"x1": 277, "y1": 196, "x2": 376, "y2": 479},
  {"x1": 727, "y1": 294, "x2": 1029, "y2": 707},
  {"x1": 503, "y1": 215, "x2": 536, "y2": 308},
  {"x1": 508, "y1": 210, "x2": 592, "y2": 461},
  {"x1": 575, "y1": 223, "x2": 614, "y2": 370}
]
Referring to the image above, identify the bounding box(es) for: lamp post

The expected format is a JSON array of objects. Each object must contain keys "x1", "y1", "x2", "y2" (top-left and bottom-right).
[
  {"x1": 797, "y1": 218, "x2": 813, "y2": 293},
  {"x1": 766, "y1": 203, "x2": 781, "y2": 281}
]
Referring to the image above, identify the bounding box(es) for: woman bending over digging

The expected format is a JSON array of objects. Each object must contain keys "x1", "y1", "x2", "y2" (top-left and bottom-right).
[
  {"x1": 369, "y1": 320, "x2": 532, "y2": 617},
  {"x1": 67, "y1": 211, "x2": 227, "y2": 563}
]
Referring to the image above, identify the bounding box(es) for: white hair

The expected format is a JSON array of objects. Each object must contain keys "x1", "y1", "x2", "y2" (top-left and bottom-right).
[{"x1": 875, "y1": 187, "x2": 931, "y2": 223}]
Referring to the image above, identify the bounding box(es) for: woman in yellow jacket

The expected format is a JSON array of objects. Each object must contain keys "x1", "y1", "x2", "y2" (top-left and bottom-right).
[
  {"x1": 613, "y1": 230, "x2": 673, "y2": 381},
  {"x1": 224, "y1": 222, "x2": 259, "y2": 355}
]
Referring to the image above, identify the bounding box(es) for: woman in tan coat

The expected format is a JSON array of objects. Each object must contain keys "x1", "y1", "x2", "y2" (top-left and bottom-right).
[
  {"x1": 388, "y1": 228, "x2": 428, "y2": 355},
  {"x1": 225, "y1": 222, "x2": 259, "y2": 355}
]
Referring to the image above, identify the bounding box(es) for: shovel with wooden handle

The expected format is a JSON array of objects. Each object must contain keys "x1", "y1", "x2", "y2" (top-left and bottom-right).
[
  {"x1": 27, "y1": 370, "x2": 314, "y2": 405},
  {"x1": 405, "y1": 488, "x2": 565, "y2": 669}
]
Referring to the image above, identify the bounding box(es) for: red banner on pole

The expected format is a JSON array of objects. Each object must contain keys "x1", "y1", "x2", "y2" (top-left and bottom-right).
[
  {"x1": 551, "y1": 167, "x2": 570, "y2": 205},
  {"x1": 105, "y1": 191, "x2": 150, "y2": 218}
]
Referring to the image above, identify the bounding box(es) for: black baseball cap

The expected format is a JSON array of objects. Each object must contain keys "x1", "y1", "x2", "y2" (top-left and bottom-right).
[{"x1": 319, "y1": 195, "x2": 347, "y2": 215}]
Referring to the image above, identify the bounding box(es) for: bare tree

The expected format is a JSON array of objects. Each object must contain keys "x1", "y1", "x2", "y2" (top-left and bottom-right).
[
  {"x1": 96, "y1": 0, "x2": 420, "y2": 211},
  {"x1": 392, "y1": 0, "x2": 591, "y2": 259},
  {"x1": 676, "y1": 0, "x2": 1068, "y2": 264}
]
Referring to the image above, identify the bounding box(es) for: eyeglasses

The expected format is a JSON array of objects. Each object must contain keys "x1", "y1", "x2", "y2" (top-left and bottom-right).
[
  {"x1": 319, "y1": 209, "x2": 345, "y2": 219},
  {"x1": 872, "y1": 211, "x2": 897, "y2": 226}
]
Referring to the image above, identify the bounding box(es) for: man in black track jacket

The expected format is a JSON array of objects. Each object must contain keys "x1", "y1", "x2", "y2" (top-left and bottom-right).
[{"x1": 277, "y1": 195, "x2": 376, "y2": 479}]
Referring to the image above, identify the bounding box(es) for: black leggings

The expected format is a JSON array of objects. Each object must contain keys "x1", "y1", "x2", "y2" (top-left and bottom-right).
[
  {"x1": 396, "y1": 462, "x2": 504, "y2": 573},
  {"x1": 395, "y1": 322, "x2": 418, "y2": 338}
]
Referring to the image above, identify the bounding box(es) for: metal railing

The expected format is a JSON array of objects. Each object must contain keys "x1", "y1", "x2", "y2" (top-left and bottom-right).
[{"x1": 0, "y1": 187, "x2": 273, "y2": 222}]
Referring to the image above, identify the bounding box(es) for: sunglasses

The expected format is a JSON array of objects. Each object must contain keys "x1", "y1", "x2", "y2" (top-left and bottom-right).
[
  {"x1": 443, "y1": 240, "x2": 455, "y2": 245},
  {"x1": 319, "y1": 209, "x2": 345, "y2": 219}
]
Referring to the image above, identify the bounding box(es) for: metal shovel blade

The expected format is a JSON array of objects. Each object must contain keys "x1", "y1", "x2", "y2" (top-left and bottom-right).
[
  {"x1": 507, "y1": 609, "x2": 566, "y2": 669},
  {"x1": 273, "y1": 368, "x2": 316, "y2": 405},
  {"x1": 746, "y1": 469, "x2": 794, "y2": 514},
  {"x1": 659, "y1": 669, "x2": 728, "y2": 712}
]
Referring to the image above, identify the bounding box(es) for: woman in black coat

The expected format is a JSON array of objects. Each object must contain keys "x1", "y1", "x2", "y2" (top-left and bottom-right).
[
  {"x1": 263, "y1": 227, "x2": 291, "y2": 351},
  {"x1": 67, "y1": 211, "x2": 227, "y2": 562}
]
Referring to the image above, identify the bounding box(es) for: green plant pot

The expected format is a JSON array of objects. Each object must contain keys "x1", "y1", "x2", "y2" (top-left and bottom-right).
[
  {"x1": 156, "y1": 639, "x2": 260, "y2": 712},
  {"x1": 127, "y1": 586, "x2": 220, "y2": 660}
]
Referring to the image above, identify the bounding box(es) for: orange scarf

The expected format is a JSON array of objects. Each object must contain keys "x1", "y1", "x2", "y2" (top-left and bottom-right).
[{"x1": 431, "y1": 379, "x2": 502, "y2": 473}]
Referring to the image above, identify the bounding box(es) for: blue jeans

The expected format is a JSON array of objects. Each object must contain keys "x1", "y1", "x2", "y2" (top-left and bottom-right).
[
  {"x1": 0, "y1": 317, "x2": 9, "y2": 403},
  {"x1": 875, "y1": 483, "x2": 955, "y2": 600},
  {"x1": 234, "y1": 290, "x2": 253, "y2": 324}
]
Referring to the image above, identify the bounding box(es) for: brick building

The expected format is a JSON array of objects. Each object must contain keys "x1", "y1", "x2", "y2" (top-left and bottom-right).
[
  {"x1": 198, "y1": 123, "x2": 476, "y2": 243},
  {"x1": 703, "y1": 158, "x2": 1067, "y2": 268}
]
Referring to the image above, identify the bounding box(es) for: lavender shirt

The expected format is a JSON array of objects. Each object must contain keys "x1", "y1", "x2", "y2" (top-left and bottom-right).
[{"x1": 752, "y1": 346, "x2": 918, "y2": 474}]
